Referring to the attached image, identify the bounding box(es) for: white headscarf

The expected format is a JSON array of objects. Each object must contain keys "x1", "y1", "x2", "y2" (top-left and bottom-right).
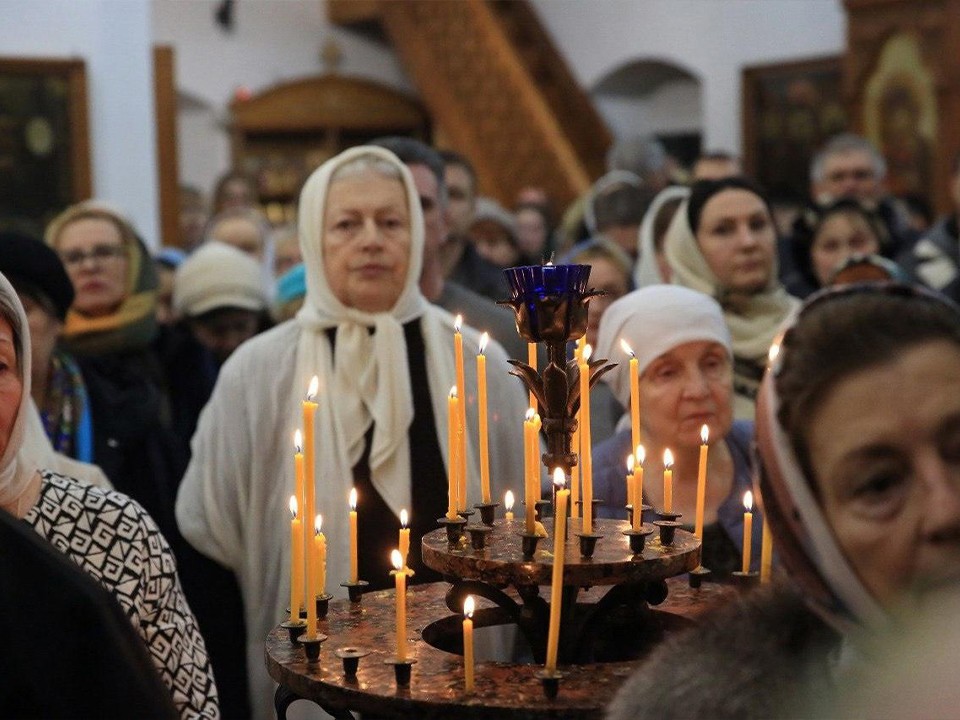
[
  {"x1": 292, "y1": 145, "x2": 431, "y2": 515},
  {"x1": 633, "y1": 185, "x2": 689, "y2": 288},
  {"x1": 596, "y1": 285, "x2": 732, "y2": 413},
  {"x1": 0, "y1": 272, "x2": 35, "y2": 512}
]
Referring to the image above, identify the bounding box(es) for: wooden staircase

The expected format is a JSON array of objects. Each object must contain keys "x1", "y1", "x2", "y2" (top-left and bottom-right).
[{"x1": 328, "y1": 0, "x2": 611, "y2": 209}]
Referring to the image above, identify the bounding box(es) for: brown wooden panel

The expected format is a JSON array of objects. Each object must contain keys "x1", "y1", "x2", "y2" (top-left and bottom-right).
[{"x1": 153, "y1": 45, "x2": 179, "y2": 248}]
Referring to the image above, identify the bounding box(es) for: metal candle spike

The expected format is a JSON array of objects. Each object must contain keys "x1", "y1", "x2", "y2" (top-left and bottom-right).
[{"x1": 499, "y1": 264, "x2": 616, "y2": 477}]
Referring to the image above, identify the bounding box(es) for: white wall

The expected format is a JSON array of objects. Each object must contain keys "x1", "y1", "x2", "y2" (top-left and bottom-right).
[
  {"x1": 596, "y1": 79, "x2": 703, "y2": 140},
  {"x1": 152, "y1": 0, "x2": 414, "y2": 197},
  {"x1": 532, "y1": 0, "x2": 846, "y2": 155},
  {"x1": 0, "y1": 0, "x2": 159, "y2": 246}
]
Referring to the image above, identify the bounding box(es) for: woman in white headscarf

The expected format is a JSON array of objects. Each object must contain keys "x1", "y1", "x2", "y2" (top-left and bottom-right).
[
  {"x1": 665, "y1": 177, "x2": 798, "y2": 419},
  {"x1": 176, "y1": 146, "x2": 527, "y2": 720},
  {"x1": 0, "y1": 271, "x2": 218, "y2": 720}
]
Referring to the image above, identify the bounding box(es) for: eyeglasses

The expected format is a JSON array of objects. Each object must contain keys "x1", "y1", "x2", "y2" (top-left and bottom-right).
[
  {"x1": 825, "y1": 168, "x2": 875, "y2": 183},
  {"x1": 59, "y1": 244, "x2": 126, "y2": 268}
]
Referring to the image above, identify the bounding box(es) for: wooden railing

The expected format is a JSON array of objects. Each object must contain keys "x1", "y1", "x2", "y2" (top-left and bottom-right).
[{"x1": 328, "y1": 0, "x2": 610, "y2": 208}]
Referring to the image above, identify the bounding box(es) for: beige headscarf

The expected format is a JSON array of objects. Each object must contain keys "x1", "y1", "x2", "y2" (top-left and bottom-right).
[{"x1": 293, "y1": 146, "x2": 432, "y2": 515}]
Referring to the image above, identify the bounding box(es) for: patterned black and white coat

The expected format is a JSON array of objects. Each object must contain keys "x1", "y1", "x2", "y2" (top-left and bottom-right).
[{"x1": 25, "y1": 471, "x2": 219, "y2": 720}]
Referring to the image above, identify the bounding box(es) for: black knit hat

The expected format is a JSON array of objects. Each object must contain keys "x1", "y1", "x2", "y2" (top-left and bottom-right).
[
  {"x1": 686, "y1": 176, "x2": 771, "y2": 235},
  {"x1": 0, "y1": 230, "x2": 75, "y2": 320}
]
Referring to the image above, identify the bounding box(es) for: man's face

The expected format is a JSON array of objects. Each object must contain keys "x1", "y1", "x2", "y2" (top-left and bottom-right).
[
  {"x1": 407, "y1": 164, "x2": 446, "y2": 259},
  {"x1": 444, "y1": 164, "x2": 475, "y2": 236},
  {"x1": 814, "y1": 150, "x2": 882, "y2": 204}
]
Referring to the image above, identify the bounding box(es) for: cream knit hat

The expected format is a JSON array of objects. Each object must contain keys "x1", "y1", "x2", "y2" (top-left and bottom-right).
[{"x1": 173, "y1": 241, "x2": 266, "y2": 317}]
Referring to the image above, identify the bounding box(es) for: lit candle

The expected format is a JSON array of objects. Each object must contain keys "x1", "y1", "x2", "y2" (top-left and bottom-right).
[
  {"x1": 477, "y1": 333, "x2": 491, "y2": 503},
  {"x1": 663, "y1": 449, "x2": 674, "y2": 514},
  {"x1": 391, "y1": 549, "x2": 407, "y2": 661},
  {"x1": 621, "y1": 339, "x2": 640, "y2": 454},
  {"x1": 315, "y1": 514, "x2": 326, "y2": 598},
  {"x1": 293, "y1": 430, "x2": 305, "y2": 519},
  {"x1": 579, "y1": 345, "x2": 593, "y2": 534},
  {"x1": 694, "y1": 425, "x2": 709, "y2": 539},
  {"x1": 633, "y1": 445, "x2": 645, "y2": 531},
  {"x1": 349, "y1": 488, "x2": 359, "y2": 584},
  {"x1": 625, "y1": 454, "x2": 636, "y2": 523},
  {"x1": 527, "y1": 342, "x2": 537, "y2": 411},
  {"x1": 399, "y1": 509, "x2": 410, "y2": 570},
  {"x1": 504, "y1": 490, "x2": 514, "y2": 521},
  {"x1": 454, "y1": 316, "x2": 467, "y2": 511},
  {"x1": 742, "y1": 490, "x2": 754, "y2": 573},
  {"x1": 463, "y1": 595, "x2": 475, "y2": 693},
  {"x1": 545, "y1": 469, "x2": 569, "y2": 675},
  {"x1": 288, "y1": 496, "x2": 303, "y2": 623},
  {"x1": 447, "y1": 387, "x2": 460, "y2": 520},
  {"x1": 760, "y1": 513, "x2": 774, "y2": 583},
  {"x1": 524, "y1": 408, "x2": 536, "y2": 534},
  {"x1": 302, "y1": 377, "x2": 319, "y2": 624},
  {"x1": 533, "y1": 412, "x2": 544, "y2": 537}
]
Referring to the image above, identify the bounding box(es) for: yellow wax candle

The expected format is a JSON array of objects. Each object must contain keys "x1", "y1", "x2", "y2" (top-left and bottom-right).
[
  {"x1": 349, "y1": 488, "x2": 359, "y2": 584},
  {"x1": 288, "y1": 497, "x2": 303, "y2": 623},
  {"x1": 760, "y1": 514, "x2": 774, "y2": 583},
  {"x1": 625, "y1": 453, "x2": 636, "y2": 520},
  {"x1": 447, "y1": 387, "x2": 459, "y2": 520},
  {"x1": 315, "y1": 515, "x2": 326, "y2": 597},
  {"x1": 742, "y1": 491, "x2": 754, "y2": 573},
  {"x1": 545, "y1": 469, "x2": 569, "y2": 675},
  {"x1": 524, "y1": 409, "x2": 536, "y2": 534},
  {"x1": 504, "y1": 490, "x2": 514, "y2": 521},
  {"x1": 454, "y1": 316, "x2": 467, "y2": 510},
  {"x1": 477, "y1": 333, "x2": 491, "y2": 503},
  {"x1": 399, "y1": 509, "x2": 410, "y2": 570},
  {"x1": 569, "y1": 420, "x2": 580, "y2": 519},
  {"x1": 695, "y1": 425, "x2": 709, "y2": 539},
  {"x1": 293, "y1": 430, "x2": 305, "y2": 517},
  {"x1": 633, "y1": 445, "x2": 645, "y2": 531},
  {"x1": 579, "y1": 345, "x2": 593, "y2": 534},
  {"x1": 663, "y1": 449, "x2": 674, "y2": 514},
  {"x1": 463, "y1": 595, "x2": 475, "y2": 693},
  {"x1": 391, "y1": 549, "x2": 407, "y2": 661},
  {"x1": 621, "y1": 340, "x2": 640, "y2": 454},
  {"x1": 527, "y1": 342, "x2": 537, "y2": 411},
  {"x1": 302, "y1": 377, "x2": 319, "y2": 629}
]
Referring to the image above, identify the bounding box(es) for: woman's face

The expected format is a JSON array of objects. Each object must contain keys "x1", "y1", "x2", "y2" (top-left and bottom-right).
[
  {"x1": 808, "y1": 341, "x2": 960, "y2": 606},
  {"x1": 470, "y1": 220, "x2": 520, "y2": 268},
  {"x1": 640, "y1": 340, "x2": 733, "y2": 449},
  {"x1": 322, "y1": 171, "x2": 411, "y2": 313},
  {"x1": 56, "y1": 218, "x2": 129, "y2": 318},
  {"x1": 585, "y1": 257, "x2": 629, "y2": 348},
  {"x1": 0, "y1": 315, "x2": 22, "y2": 457},
  {"x1": 210, "y1": 217, "x2": 264, "y2": 260},
  {"x1": 696, "y1": 189, "x2": 776, "y2": 294},
  {"x1": 810, "y1": 212, "x2": 881, "y2": 286},
  {"x1": 515, "y1": 207, "x2": 547, "y2": 258}
]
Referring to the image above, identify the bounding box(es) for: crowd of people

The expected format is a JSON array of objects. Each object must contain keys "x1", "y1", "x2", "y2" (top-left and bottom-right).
[{"x1": 2, "y1": 127, "x2": 959, "y2": 720}]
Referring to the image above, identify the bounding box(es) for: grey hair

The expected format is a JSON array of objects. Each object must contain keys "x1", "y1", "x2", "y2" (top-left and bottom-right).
[
  {"x1": 330, "y1": 154, "x2": 404, "y2": 184},
  {"x1": 369, "y1": 137, "x2": 448, "y2": 207},
  {"x1": 810, "y1": 133, "x2": 887, "y2": 183},
  {"x1": 606, "y1": 135, "x2": 668, "y2": 179}
]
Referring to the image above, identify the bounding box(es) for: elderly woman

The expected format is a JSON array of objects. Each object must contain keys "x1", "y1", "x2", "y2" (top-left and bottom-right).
[
  {"x1": 593, "y1": 285, "x2": 762, "y2": 576},
  {"x1": 666, "y1": 177, "x2": 798, "y2": 420},
  {"x1": 176, "y1": 146, "x2": 527, "y2": 720},
  {"x1": 0, "y1": 271, "x2": 218, "y2": 719},
  {"x1": 45, "y1": 201, "x2": 185, "y2": 544},
  {"x1": 607, "y1": 283, "x2": 960, "y2": 719}
]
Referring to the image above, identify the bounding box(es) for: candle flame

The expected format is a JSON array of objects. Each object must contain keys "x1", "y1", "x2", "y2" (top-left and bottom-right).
[
  {"x1": 525, "y1": 407, "x2": 535, "y2": 421},
  {"x1": 349, "y1": 487, "x2": 358, "y2": 510},
  {"x1": 289, "y1": 495, "x2": 298, "y2": 519},
  {"x1": 626, "y1": 454, "x2": 635, "y2": 473},
  {"x1": 294, "y1": 429, "x2": 302, "y2": 454},
  {"x1": 545, "y1": 260, "x2": 554, "y2": 266},
  {"x1": 400, "y1": 509, "x2": 408, "y2": 529},
  {"x1": 306, "y1": 375, "x2": 319, "y2": 400},
  {"x1": 636, "y1": 444, "x2": 646, "y2": 465},
  {"x1": 701, "y1": 424, "x2": 710, "y2": 444},
  {"x1": 663, "y1": 448, "x2": 674, "y2": 468},
  {"x1": 744, "y1": 490, "x2": 754, "y2": 511},
  {"x1": 479, "y1": 332, "x2": 488, "y2": 355},
  {"x1": 450, "y1": 385, "x2": 458, "y2": 399},
  {"x1": 768, "y1": 342, "x2": 781, "y2": 363},
  {"x1": 391, "y1": 549, "x2": 403, "y2": 571},
  {"x1": 552, "y1": 467, "x2": 566, "y2": 489},
  {"x1": 454, "y1": 314, "x2": 463, "y2": 332},
  {"x1": 504, "y1": 490, "x2": 515, "y2": 511},
  {"x1": 619, "y1": 338, "x2": 635, "y2": 358},
  {"x1": 464, "y1": 594, "x2": 475, "y2": 617},
  {"x1": 583, "y1": 344, "x2": 593, "y2": 362},
  {"x1": 315, "y1": 514, "x2": 323, "y2": 534}
]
